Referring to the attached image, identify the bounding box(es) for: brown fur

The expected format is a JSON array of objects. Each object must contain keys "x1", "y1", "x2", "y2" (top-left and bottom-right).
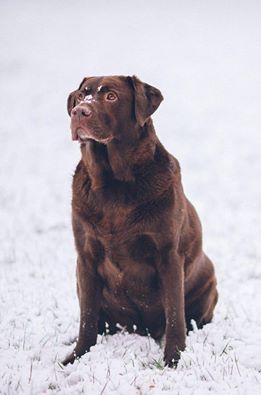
[{"x1": 63, "y1": 75, "x2": 218, "y2": 367}]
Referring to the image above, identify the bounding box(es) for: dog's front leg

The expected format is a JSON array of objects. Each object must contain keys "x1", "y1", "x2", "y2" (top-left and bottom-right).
[
  {"x1": 161, "y1": 249, "x2": 186, "y2": 367},
  {"x1": 63, "y1": 256, "x2": 101, "y2": 365}
]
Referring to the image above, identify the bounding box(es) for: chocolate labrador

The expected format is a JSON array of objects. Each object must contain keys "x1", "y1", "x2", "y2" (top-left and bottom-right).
[{"x1": 63, "y1": 75, "x2": 218, "y2": 367}]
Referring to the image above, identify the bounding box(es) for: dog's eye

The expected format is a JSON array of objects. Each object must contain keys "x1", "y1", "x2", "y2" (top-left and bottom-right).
[{"x1": 105, "y1": 92, "x2": 118, "y2": 101}]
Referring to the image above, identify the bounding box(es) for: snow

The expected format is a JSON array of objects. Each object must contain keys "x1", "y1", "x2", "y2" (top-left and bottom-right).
[
  {"x1": 1, "y1": 0, "x2": 261, "y2": 394},
  {"x1": 83, "y1": 95, "x2": 93, "y2": 103}
]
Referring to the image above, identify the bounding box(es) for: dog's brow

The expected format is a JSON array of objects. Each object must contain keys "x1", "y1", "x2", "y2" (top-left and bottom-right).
[{"x1": 97, "y1": 85, "x2": 110, "y2": 93}]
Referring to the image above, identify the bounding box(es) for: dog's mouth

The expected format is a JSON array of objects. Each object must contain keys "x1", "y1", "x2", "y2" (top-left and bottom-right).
[
  {"x1": 73, "y1": 126, "x2": 112, "y2": 145},
  {"x1": 78, "y1": 134, "x2": 112, "y2": 145}
]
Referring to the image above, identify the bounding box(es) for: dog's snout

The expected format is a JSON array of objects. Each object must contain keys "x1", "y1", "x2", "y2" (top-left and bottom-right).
[{"x1": 72, "y1": 106, "x2": 92, "y2": 118}]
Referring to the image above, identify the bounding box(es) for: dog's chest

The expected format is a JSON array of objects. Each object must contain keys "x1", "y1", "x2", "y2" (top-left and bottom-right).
[
  {"x1": 98, "y1": 202, "x2": 133, "y2": 236},
  {"x1": 77, "y1": 187, "x2": 133, "y2": 237}
]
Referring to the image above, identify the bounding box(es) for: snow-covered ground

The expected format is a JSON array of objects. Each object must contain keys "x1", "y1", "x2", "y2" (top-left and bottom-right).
[{"x1": 1, "y1": 1, "x2": 261, "y2": 394}]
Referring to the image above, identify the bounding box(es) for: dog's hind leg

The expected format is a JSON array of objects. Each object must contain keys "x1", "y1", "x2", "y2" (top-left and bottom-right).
[{"x1": 185, "y1": 276, "x2": 218, "y2": 331}]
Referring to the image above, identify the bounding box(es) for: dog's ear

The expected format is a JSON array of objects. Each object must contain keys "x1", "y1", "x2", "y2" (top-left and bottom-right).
[
  {"x1": 67, "y1": 90, "x2": 78, "y2": 116},
  {"x1": 67, "y1": 77, "x2": 89, "y2": 116},
  {"x1": 78, "y1": 77, "x2": 89, "y2": 90},
  {"x1": 129, "y1": 75, "x2": 164, "y2": 127}
]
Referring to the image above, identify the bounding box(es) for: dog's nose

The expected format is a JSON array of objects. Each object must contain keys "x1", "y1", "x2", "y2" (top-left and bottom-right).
[{"x1": 71, "y1": 106, "x2": 92, "y2": 118}]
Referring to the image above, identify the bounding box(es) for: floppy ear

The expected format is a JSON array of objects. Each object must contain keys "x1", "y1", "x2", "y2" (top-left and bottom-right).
[
  {"x1": 67, "y1": 77, "x2": 89, "y2": 116},
  {"x1": 67, "y1": 90, "x2": 78, "y2": 115},
  {"x1": 130, "y1": 75, "x2": 164, "y2": 127}
]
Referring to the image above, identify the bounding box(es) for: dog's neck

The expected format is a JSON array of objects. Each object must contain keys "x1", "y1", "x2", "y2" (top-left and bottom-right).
[
  {"x1": 81, "y1": 120, "x2": 157, "y2": 186},
  {"x1": 106, "y1": 120, "x2": 157, "y2": 182}
]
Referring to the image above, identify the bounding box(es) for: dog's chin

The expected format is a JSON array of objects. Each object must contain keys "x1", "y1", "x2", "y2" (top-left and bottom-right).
[
  {"x1": 74, "y1": 127, "x2": 112, "y2": 145},
  {"x1": 80, "y1": 136, "x2": 112, "y2": 145}
]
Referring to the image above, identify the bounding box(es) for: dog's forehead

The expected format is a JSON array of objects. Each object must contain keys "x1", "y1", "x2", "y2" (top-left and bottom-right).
[{"x1": 81, "y1": 76, "x2": 129, "y2": 93}]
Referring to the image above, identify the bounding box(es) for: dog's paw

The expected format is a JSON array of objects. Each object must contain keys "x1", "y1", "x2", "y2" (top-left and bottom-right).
[
  {"x1": 62, "y1": 350, "x2": 78, "y2": 366},
  {"x1": 163, "y1": 347, "x2": 182, "y2": 368}
]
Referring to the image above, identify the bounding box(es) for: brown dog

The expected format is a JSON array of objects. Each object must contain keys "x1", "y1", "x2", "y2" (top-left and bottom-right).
[{"x1": 63, "y1": 75, "x2": 218, "y2": 367}]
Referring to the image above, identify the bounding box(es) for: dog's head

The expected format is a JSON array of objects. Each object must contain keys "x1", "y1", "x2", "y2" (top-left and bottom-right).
[{"x1": 67, "y1": 75, "x2": 163, "y2": 144}]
